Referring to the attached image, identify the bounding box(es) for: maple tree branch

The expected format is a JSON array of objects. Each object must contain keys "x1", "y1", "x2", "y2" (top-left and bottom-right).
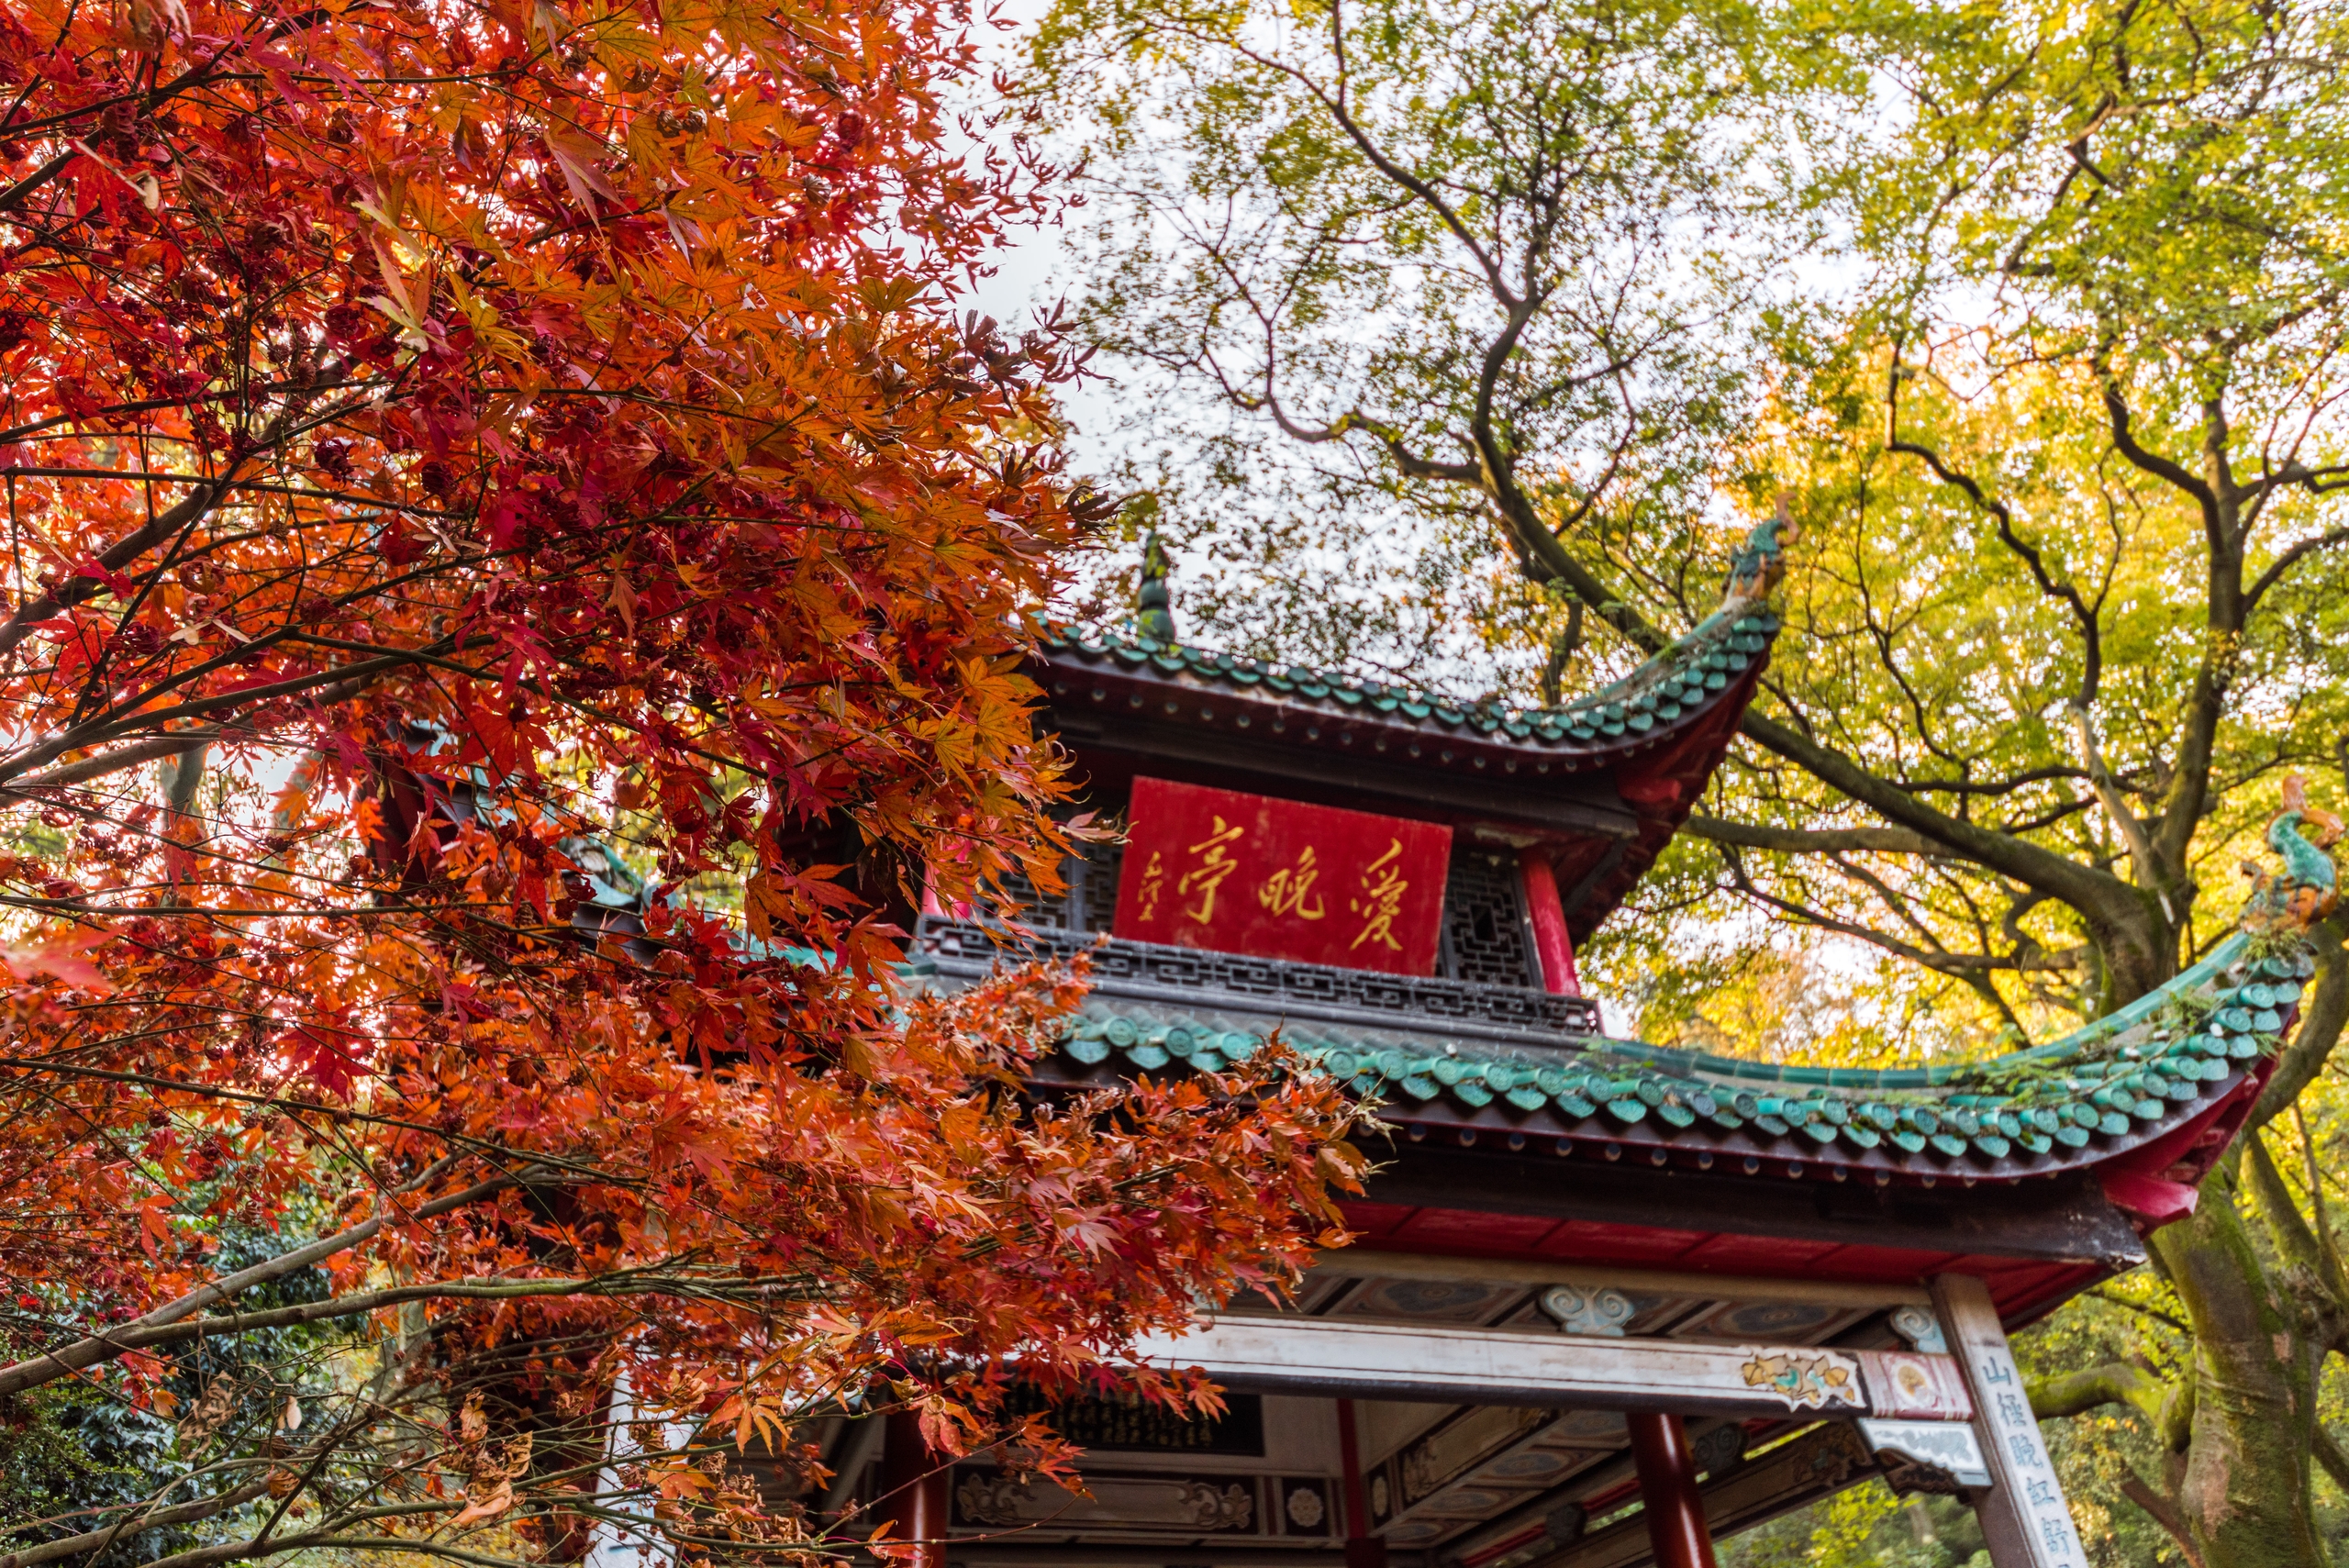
[
  {"x1": 0, "y1": 1170, "x2": 517, "y2": 1398},
  {"x1": 0, "y1": 463, "x2": 424, "y2": 509},
  {"x1": 0, "y1": 1478, "x2": 275, "y2": 1568},
  {"x1": 0, "y1": 480, "x2": 221, "y2": 658},
  {"x1": 0, "y1": 658, "x2": 413, "y2": 784},
  {"x1": 1, "y1": 728, "x2": 226, "y2": 794},
  {"x1": 138, "y1": 1532, "x2": 545, "y2": 1568},
  {"x1": 2083, "y1": 1285, "x2": 2190, "y2": 1335},
  {"x1": 73, "y1": 1267, "x2": 821, "y2": 1357},
  {"x1": 0, "y1": 150, "x2": 76, "y2": 215},
  {"x1": 0, "y1": 373, "x2": 379, "y2": 450},
  {"x1": 0, "y1": 348, "x2": 372, "y2": 664},
  {"x1": 2246, "y1": 460, "x2": 2349, "y2": 499},
  {"x1": 0, "y1": 1055, "x2": 696, "y2": 1194}
]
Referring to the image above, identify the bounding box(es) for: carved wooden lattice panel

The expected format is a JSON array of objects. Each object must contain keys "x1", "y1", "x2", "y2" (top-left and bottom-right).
[{"x1": 1439, "y1": 847, "x2": 1539, "y2": 989}]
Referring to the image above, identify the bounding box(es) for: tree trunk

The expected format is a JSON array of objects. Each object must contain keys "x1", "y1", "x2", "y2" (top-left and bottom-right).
[{"x1": 2143, "y1": 1165, "x2": 2322, "y2": 1567}]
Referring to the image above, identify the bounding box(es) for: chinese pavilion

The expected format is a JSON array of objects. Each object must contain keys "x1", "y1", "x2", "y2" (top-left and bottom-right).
[{"x1": 816, "y1": 525, "x2": 2325, "y2": 1568}]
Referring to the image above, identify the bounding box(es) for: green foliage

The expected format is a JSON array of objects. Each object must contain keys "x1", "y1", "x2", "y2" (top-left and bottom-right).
[
  {"x1": 1720, "y1": 1481, "x2": 1985, "y2": 1568},
  {"x1": 2, "y1": 1332, "x2": 194, "y2": 1566},
  {"x1": 1834, "y1": 0, "x2": 2349, "y2": 383},
  {"x1": 2012, "y1": 1291, "x2": 2197, "y2": 1568},
  {"x1": 3, "y1": 1226, "x2": 339, "y2": 1567},
  {"x1": 1592, "y1": 835, "x2": 2007, "y2": 1070},
  {"x1": 1034, "y1": 0, "x2": 2349, "y2": 1557}
]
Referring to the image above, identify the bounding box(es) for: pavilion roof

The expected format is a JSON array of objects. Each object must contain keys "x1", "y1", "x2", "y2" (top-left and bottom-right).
[
  {"x1": 1031, "y1": 601, "x2": 1780, "y2": 774},
  {"x1": 940, "y1": 924, "x2": 2307, "y2": 1195},
  {"x1": 1029, "y1": 594, "x2": 1780, "y2": 940}
]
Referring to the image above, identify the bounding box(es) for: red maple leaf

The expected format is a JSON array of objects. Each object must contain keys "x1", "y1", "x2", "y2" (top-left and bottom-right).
[{"x1": 281, "y1": 1024, "x2": 373, "y2": 1097}]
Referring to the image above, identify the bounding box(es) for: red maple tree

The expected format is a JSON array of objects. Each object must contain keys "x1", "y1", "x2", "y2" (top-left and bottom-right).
[{"x1": 0, "y1": 0, "x2": 1364, "y2": 1562}]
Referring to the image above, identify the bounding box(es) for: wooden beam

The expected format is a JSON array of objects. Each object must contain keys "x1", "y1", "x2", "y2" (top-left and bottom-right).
[
  {"x1": 1368, "y1": 1146, "x2": 2148, "y2": 1270},
  {"x1": 1131, "y1": 1317, "x2": 1965, "y2": 1420},
  {"x1": 1309, "y1": 1248, "x2": 1934, "y2": 1311},
  {"x1": 1056, "y1": 720, "x2": 1639, "y2": 839}
]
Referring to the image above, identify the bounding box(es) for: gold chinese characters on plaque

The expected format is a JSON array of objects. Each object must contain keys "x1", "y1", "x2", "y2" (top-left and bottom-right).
[{"x1": 1112, "y1": 777, "x2": 1453, "y2": 975}]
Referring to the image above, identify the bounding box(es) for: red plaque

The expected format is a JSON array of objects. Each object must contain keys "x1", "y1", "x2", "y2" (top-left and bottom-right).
[{"x1": 1112, "y1": 777, "x2": 1453, "y2": 975}]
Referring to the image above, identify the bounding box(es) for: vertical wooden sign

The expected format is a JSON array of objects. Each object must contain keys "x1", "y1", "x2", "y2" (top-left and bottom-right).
[
  {"x1": 1930, "y1": 1273, "x2": 2088, "y2": 1568},
  {"x1": 1112, "y1": 777, "x2": 1452, "y2": 975}
]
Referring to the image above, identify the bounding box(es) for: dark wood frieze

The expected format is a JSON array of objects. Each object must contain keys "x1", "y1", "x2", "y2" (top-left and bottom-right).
[{"x1": 1364, "y1": 1145, "x2": 2148, "y2": 1273}]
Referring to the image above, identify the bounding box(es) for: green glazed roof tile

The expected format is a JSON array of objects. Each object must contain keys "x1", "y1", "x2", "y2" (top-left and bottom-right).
[{"x1": 1040, "y1": 925, "x2": 2310, "y2": 1181}]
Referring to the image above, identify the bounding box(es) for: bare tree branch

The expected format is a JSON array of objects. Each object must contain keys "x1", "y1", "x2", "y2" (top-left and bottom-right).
[
  {"x1": 1685, "y1": 814, "x2": 1945, "y2": 858},
  {"x1": 1885, "y1": 350, "x2": 2105, "y2": 708}
]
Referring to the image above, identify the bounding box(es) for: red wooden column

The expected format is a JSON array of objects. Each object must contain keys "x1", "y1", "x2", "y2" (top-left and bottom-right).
[
  {"x1": 1627, "y1": 1414, "x2": 1720, "y2": 1568},
  {"x1": 1335, "y1": 1397, "x2": 1388, "y2": 1568},
  {"x1": 877, "y1": 1410, "x2": 950, "y2": 1568},
  {"x1": 1517, "y1": 847, "x2": 1583, "y2": 996}
]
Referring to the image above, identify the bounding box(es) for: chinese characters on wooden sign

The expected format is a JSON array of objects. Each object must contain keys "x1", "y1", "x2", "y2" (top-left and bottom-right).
[
  {"x1": 1976, "y1": 1343, "x2": 2086, "y2": 1566},
  {"x1": 1112, "y1": 777, "x2": 1453, "y2": 975},
  {"x1": 1937, "y1": 1275, "x2": 2087, "y2": 1568}
]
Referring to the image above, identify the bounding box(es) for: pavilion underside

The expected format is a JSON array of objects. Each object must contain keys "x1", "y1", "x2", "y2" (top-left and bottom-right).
[{"x1": 802, "y1": 1250, "x2": 2009, "y2": 1568}]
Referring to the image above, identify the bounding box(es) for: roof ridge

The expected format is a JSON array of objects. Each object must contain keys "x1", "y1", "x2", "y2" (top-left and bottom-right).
[
  {"x1": 1042, "y1": 929, "x2": 2307, "y2": 1174},
  {"x1": 1039, "y1": 512, "x2": 1792, "y2": 735}
]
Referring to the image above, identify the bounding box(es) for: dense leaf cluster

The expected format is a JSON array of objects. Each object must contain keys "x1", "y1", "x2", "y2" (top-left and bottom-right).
[{"x1": 0, "y1": 1, "x2": 1364, "y2": 1564}]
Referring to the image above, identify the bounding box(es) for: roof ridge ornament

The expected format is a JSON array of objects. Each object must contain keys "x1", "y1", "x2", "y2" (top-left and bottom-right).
[
  {"x1": 1720, "y1": 493, "x2": 1797, "y2": 614},
  {"x1": 2241, "y1": 773, "x2": 2342, "y2": 935},
  {"x1": 969, "y1": 912, "x2": 2307, "y2": 1186},
  {"x1": 1576, "y1": 497, "x2": 1793, "y2": 712},
  {"x1": 1135, "y1": 529, "x2": 1176, "y2": 643}
]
